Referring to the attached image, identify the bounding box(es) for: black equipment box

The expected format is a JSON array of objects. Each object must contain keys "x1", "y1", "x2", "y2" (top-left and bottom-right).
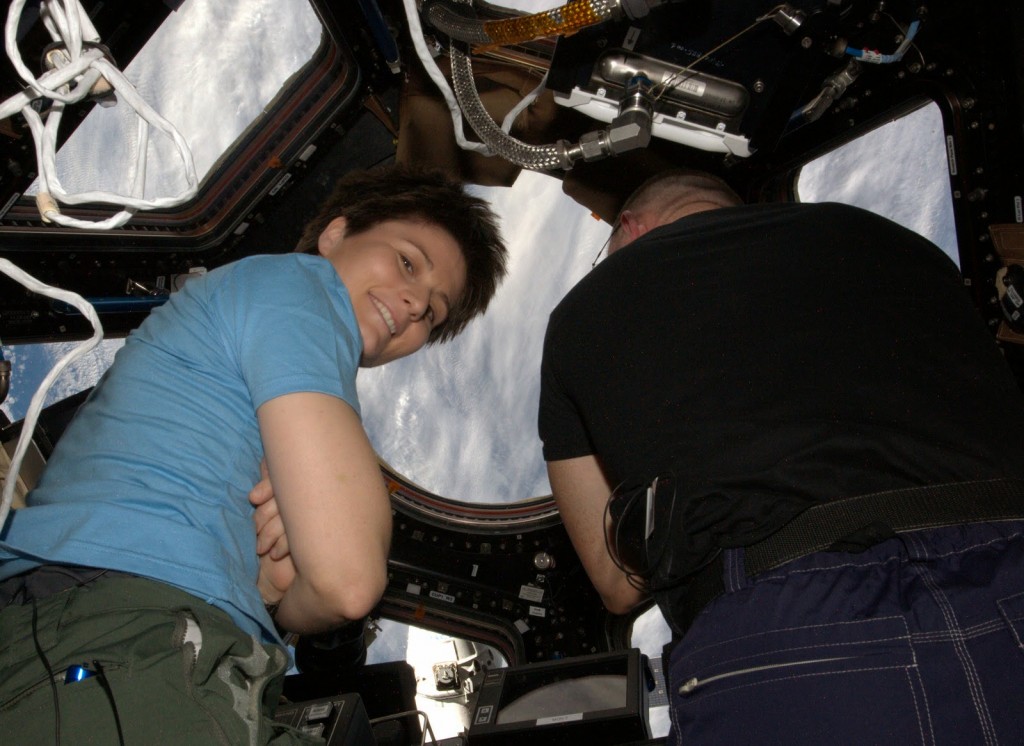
[
  {"x1": 273, "y1": 692, "x2": 375, "y2": 745},
  {"x1": 466, "y1": 649, "x2": 651, "y2": 746}
]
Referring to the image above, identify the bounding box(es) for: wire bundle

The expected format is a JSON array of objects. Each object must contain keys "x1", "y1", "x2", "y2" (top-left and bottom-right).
[
  {"x1": 0, "y1": 0, "x2": 198, "y2": 229},
  {"x1": 0, "y1": 258, "x2": 102, "y2": 529}
]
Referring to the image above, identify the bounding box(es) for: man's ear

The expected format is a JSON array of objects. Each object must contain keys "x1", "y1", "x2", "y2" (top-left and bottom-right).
[
  {"x1": 317, "y1": 216, "x2": 348, "y2": 257},
  {"x1": 618, "y1": 210, "x2": 650, "y2": 243}
]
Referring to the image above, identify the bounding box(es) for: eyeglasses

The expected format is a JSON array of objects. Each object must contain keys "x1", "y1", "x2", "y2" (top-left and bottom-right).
[{"x1": 591, "y1": 217, "x2": 621, "y2": 268}]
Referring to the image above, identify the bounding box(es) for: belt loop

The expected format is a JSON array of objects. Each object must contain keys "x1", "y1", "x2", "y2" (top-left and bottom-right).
[{"x1": 723, "y1": 547, "x2": 751, "y2": 593}]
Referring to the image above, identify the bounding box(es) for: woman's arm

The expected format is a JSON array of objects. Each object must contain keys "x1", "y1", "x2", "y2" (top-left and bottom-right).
[{"x1": 257, "y1": 392, "x2": 391, "y2": 633}]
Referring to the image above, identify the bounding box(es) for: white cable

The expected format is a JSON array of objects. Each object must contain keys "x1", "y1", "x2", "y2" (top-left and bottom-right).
[
  {"x1": 402, "y1": 0, "x2": 493, "y2": 155},
  {"x1": 501, "y1": 71, "x2": 548, "y2": 133},
  {"x1": 0, "y1": 258, "x2": 103, "y2": 530},
  {"x1": 0, "y1": 0, "x2": 198, "y2": 230}
]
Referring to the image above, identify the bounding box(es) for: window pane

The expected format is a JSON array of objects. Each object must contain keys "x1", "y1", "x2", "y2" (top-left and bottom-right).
[
  {"x1": 796, "y1": 103, "x2": 958, "y2": 266},
  {"x1": 1, "y1": 339, "x2": 123, "y2": 423},
  {"x1": 28, "y1": 0, "x2": 322, "y2": 199},
  {"x1": 364, "y1": 619, "x2": 508, "y2": 739}
]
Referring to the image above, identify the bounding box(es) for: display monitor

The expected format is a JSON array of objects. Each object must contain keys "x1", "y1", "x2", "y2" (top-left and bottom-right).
[{"x1": 467, "y1": 649, "x2": 651, "y2": 746}]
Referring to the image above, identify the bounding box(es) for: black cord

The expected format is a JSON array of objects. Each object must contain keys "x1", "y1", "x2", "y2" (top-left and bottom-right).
[
  {"x1": 604, "y1": 473, "x2": 725, "y2": 596},
  {"x1": 640, "y1": 478, "x2": 724, "y2": 596},
  {"x1": 31, "y1": 598, "x2": 60, "y2": 746},
  {"x1": 91, "y1": 659, "x2": 125, "y2": 746},
  {"x1": 603, "y1": 480, "x2": 652, "y2": 593}
]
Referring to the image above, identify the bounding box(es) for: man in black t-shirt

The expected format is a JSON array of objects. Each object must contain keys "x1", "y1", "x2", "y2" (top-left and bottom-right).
[{"x1": 539, "y1": 171, "x2": 1024, "y2": 744}]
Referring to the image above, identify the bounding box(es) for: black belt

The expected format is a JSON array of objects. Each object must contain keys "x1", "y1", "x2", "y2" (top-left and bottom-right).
[
  {"x1": 0, "y1": 564, "x2": 132, "y2": 609},
  {"x1": 676, "y1": 478, "x2": 1024, "y2": 633}
]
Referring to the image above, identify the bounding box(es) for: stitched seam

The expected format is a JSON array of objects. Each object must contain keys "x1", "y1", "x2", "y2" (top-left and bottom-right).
[
  {"x1": 911, "y1": 662, "x2": 937, "y2": 746},
  {"x1": 902, "y1": 666, "x2": 933, "y2": 746},
  {"x1": 670, "y1": 675, "x2": 684, "y2": 746},
  {"x1": 680, "y1": 614, "x2": 909, "y2": 661},
  {"x1": 913, "y1": 618, "x2": 1006, "y2": 643},
  {"x1": 911, "y1": 532, "x2": 997, "y2": 746},
  {"x1": 996, "y1": 594, "x2": 1024, "y2": 650}
]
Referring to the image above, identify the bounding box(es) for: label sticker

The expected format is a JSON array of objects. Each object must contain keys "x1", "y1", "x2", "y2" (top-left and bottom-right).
[
  {"x1": 519, "y1": 585, "x2": 544, "y2": 602},
  {"x1": 537, "y1": 713, "x2": 584, "y2": 726},
  {"x1": 269, "y1": 172, "x2": 292, "y2": 196},
  {"x1": 623, "y1": 26, "x2": 641, "y2": 51}
]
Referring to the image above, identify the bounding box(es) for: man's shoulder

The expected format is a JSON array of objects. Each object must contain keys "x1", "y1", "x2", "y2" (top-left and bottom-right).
[{"x1": 668, "y1": 200, "x2": 861, "y2": 230}]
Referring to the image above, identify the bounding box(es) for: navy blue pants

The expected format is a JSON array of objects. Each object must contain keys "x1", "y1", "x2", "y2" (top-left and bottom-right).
[{"x1": 667, "y1": 521, "x2": 1024, "y2": 745}]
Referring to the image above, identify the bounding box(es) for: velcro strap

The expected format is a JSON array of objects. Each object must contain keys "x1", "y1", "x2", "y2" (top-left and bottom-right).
[
  {"x1": 674, "y1": 478, "x2": 1024, "y2": 634},
  {"x1": 746, "y1": 478, "x2": 1024, "y2": 576}
]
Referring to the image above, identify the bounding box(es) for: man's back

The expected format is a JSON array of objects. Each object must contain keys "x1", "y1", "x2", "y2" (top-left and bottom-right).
[{"x1": 541, "y1": 201, "x2": 1024, "y2": 574}]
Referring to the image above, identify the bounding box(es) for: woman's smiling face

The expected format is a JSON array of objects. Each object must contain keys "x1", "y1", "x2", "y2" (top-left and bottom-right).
[{"x1": 320, "y1": 217, "x2": 467, "y2": 367}]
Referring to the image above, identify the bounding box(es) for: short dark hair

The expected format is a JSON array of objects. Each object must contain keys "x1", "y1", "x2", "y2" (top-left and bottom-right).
[
  {"x1": 619, "y1": 169, "x2": 742, "y2": 221},
  {"x1": 297, "y1": 165, "x2": 508, "y2": 343}
]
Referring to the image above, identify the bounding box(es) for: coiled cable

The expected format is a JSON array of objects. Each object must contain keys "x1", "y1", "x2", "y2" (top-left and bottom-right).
[{"x1": 0, "y1": 0, "x2": 197, "y2": 229}]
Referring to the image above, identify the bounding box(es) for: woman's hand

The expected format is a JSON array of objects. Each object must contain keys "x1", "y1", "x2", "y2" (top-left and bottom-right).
[
  {"x1": 251, "y1": 459, "x2": 290, "y2": 560},
  {"x1": 251, "y1": 459, "x2": 295, "y2": 603}
]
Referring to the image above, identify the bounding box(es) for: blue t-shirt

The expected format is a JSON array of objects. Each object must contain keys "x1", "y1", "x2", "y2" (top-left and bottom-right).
[{"x1": 0, "y1": 254, "x2": 362, "y2": 645}]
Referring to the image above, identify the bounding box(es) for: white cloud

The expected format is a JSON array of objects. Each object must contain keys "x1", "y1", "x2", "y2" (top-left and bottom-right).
[
  {"x1": 798, "y1": 103, "x2": 957, "y2": 263},
  {"x1": 35, "y1": 0, "x2": 322, "y2": 200},
  {"x1": 1, "y1": 338, "x2": 123, "y2": 422}
]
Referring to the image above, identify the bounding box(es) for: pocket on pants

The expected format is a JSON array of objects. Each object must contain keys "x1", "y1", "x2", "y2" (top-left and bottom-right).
[
  {"x1": 670, "y1": 615, "x2": 932, "y2": 746},
  {"x1": 997, "y1": 591, "x2": 1024, "y2": 653}
]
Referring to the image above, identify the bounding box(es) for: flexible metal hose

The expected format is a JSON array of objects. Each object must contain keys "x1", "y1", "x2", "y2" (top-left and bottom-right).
[
  {"x1": 425, "y1": 0, "x2": 490, "y2": 44},
  {"x1": 448, "y1": 45, "x2": 571, "y2": 170}
]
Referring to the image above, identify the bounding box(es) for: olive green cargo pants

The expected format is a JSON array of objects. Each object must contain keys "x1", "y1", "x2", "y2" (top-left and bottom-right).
[{"x1": 0, "y1": 571, "x2": 322, "y2": 745}]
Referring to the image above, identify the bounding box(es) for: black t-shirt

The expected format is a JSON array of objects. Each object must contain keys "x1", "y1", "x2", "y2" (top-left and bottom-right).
[{"x1": 539, "y1": 202, "x2": 1024, "y2": 578}]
